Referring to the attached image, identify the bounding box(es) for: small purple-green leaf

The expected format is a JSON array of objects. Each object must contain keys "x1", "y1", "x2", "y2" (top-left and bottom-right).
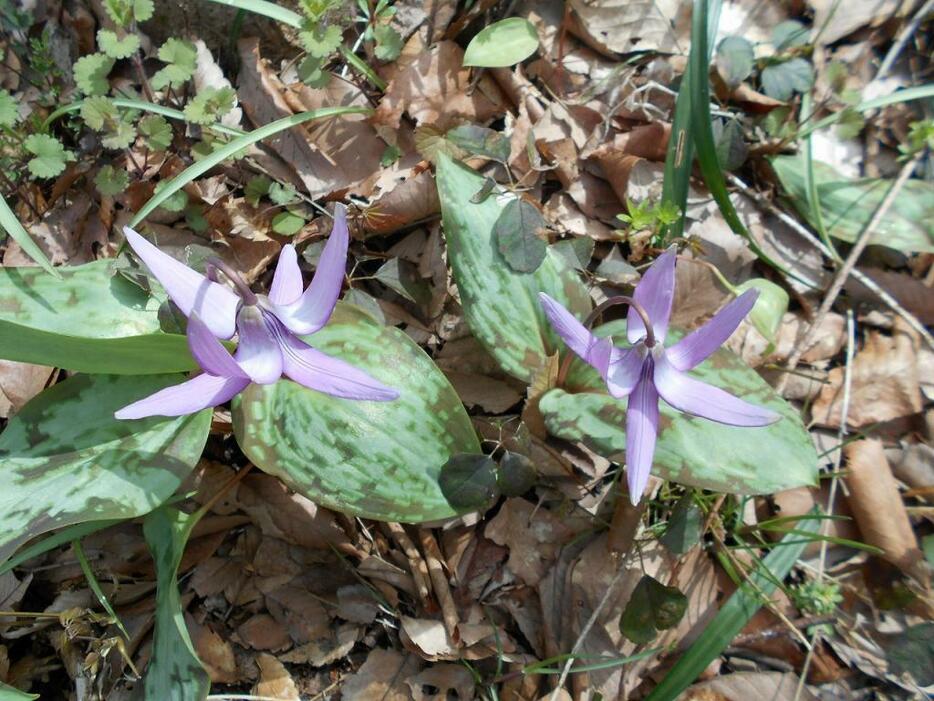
[
  {"x1": 620, "y1": 575, "x2": 688, "y2": 644},
  {"x1": 439, "y1": 453, "x2": 499, "y2": 510}
]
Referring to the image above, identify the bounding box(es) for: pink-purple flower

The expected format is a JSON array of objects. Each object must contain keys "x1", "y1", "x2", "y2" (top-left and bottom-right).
[
  {"x1": 539, "y1": 247, "x2": 779, "y2": 505},
  {"x1": 115, "y1": 206, "x2": 398, "y2": 419}
]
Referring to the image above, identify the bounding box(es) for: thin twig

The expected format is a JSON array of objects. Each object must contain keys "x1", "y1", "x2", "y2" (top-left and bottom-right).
[
  {"x1": 727, "y1": 174, "x2": 934, "y2": 353},
  {"x1": 776, "y1": 152, "x2": 924, "y2": 393},
  {"x1": 874, "y1": 0, "x2": 934, "y2": 81}
]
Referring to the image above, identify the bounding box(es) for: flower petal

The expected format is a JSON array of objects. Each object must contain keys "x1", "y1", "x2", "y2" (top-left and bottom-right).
[
  {"x1": 666, "y1": 289, "x2": 758, "y2": 371},
  {"x1": 606, "y1": 346, "x2": 643, "y2": 399},
  {"x1": 234, "y1": 306, "x2": 283, "y2": 384},
  {"x1": 274, "y1": 205, "x2": 348, "y2": 335},
  {"x1": 273, "y1": 321, "x2": 398, "y2": 401},
  {"x1": 539, "y1": 293, "x2": 613, "y2": 378},
  {"x1": 114, "y1": 373, "x2": 248, "y2": 419},
  {"x1": 654, "y1": 353, "x2": 780, "y2": 426},
  {"x1": 268, "y1": 244, "x2": 304, "y2": 306},
  {"x1": 628, "y1": 246, "x2": 677, "y2": 344},
  {"x1": 123, "y1": 227, "x2": 239, "y2": 339},
  {"x1": 187, "y1": 313, "x2": 247, "y2": 378},
  {"x1": 626, "y1": 358, "x2": 659, "y2": 505}
]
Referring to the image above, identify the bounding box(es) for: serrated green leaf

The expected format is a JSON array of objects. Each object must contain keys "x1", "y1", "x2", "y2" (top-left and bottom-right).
[
  {"x1": 0, "y1": 260, "x2": 197, "y2": 373},
  {"x1": 80, "y1": 95, "x2": 118, "y2": 130},
  {"x1": 139, "y1": 113, "x2": 173, "y2": 150},
  {"x1": 101, "y1": 119, "x2": 137, "y2": 149},
  {"x1": 233, "y1": 303, "x2": 481, "y2": 522},
  {"x1": 463, "y1": 17, "x2": 539, "y2": 68},
  {"x1": 141, "y1": 508, "x2": 210, "y2": 700},
  {"x1": 539, "y1": 321, "x2": 818, "y2": 495},
  {"x1": 268, "y1": 181, "x2": 298, "y2": 206},
  {"x1": 438, "y1": 453, "x2": 499, "y2": 510},
  {"x1": 94, "y1": 164, "x2": 130, "y2": 196},
  {"x1": 620, "y1": 575, "x2": 688, "y2": 644},
  {"x1": 716, "y1": 36, "x2": 754, "y2": 88},
  {"x1": 154, "y1": 183, "x2": 188, "y2": 213},
  {"x1": 97, "y1": 29, "x2": 141, "y2": 59},
  {"x1": 183, "y1": 86, "x2": 236, "y2": 126},
  {"x1": 299, "y1": 24, "x2": 342, "y2": 58},
  {"x1": 494, "y1": 198, "x2": 547, "y2": 273},
  {"x1": 271, "y1": 210, "x2": 305, "y2": 235},
  {"x1": 73, "y1": 52, "x2": 114, "y2": 95},
  {"x1": 152, "y1": 38, "x2": 197, "y2": 90},
  {"x1": 436, "y1": 153, "x2": 591, "y2": 382},
  {"x1": 24, "y1": 134, "x2": 74, "y2": 178},
  {"x1": 297, "y1": 55, "x2": 330, "y2": 87},
  {"x1": 104, "y1": 0, "x2": 153, "y2": 26},
  {"x1": 771, "y1": 154, "x2": 934, "y2": 253},
  {"x1": 0, "y1": 374, "x2": 210, "y2": 562},
  {"x1": 244, "y1": 175, "x2": 271, "y2": 205},
  {"x1": 373, "y1": 24, "x2": 403, "y2": 61},
  {"x1": 0, "y1": 89, "x2": 18, "y2": 127},
  {"x1": 761, "y1": 58, "x2": 813, "y2": 101},
  {"x1": 133, "y1": 0, "x2": 154, "y2": 22}
]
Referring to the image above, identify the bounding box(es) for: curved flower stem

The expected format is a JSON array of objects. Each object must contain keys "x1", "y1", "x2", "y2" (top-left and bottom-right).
[{"x1": 205, "y1": 257, "x2": 257, "y2": 306}]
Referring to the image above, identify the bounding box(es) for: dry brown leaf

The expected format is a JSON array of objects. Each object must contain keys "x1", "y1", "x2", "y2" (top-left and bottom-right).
[
  {"x1": 187, "y1": 615, "x2": 239, "y2": 684},
  {"x1": 235, "y1": 613, "x2": 292, "y2": 651},
  {"x1": 362, "y1": 168, "x2": 440, "y2": 237},
  {"x1": 726, "y1": 311, "x2": 846, "y2": 369},
  {"x1": 443, "y1": 371, "x2": 523, "y2": 413},
  {"x1": 400, "y1": 616, "x2": 458, "y2": 660},
  {"x1": 846, "y1": 268, "x2": 934, "y2": 325},
  {"x1": 374, "y1": 37, "x2": 506, "y2": 130},
  {"x1": 280, "y1": 622, "x2": 360, "y2": 666},
  {"x1": 809, "y1": 0, "x2": 907, "y2": 45},
  {"x1": 193, "y1": 39, "x2": 241, "y2": 128},
  {"x1": 252, "y1": 653, "x2": 300, "y2": 701},
  {"x1": 0, "y1": 360, "x2": 53, "y2": 418},
  {"x1": 812, "y1": 321, "x2": 922, "y2": 428},
  {"x1": 567, "y1": 0, "x2": 680, "y2": 55},
  {"x1": 679, "y1": 672, "x2": 817, "y2": 701},
  {"x1": 544, "y1": 193, "x2": 616, "y2": 240},
  {"x1": 771, "y1": 485, "x2": 860, "y2": 557},
  {"x1": 340, "y1": 648, "x2": 422, "y2": 701},
  {"x1": 485, "y1": 499, "x2": 576, "y2": 586},
  {"x1": 407, "y1": 664, "x2": 476, "y2": 700},
  {"x1": 8, "y1": 192, "x2": 94, "y2": 266},
  {"x1": 844, "y1": 439, "x2": 925, "y2": 579},
  {"x1": 670, "y1": 258, "x2": 732, "y2": 331}
]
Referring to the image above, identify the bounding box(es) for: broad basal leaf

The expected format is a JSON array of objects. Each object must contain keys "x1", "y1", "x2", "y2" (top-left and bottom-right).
[
  {"x1": 463, "y1": 17, "x2": 540, "y2": 67},
  {"x1": 436, "y1": 153, "x2": 591, "y2": 383},
  {"x1": 0, "y1": 260, "x2": 198, "y2": 373},
  {"x1": 141, "y1": 507, "x2": 210, "y2": 701},
  {"x1": 0, "y1": 374, "x2": 210, "y2": 562},
  {"x1": 540, "y1": 322, "x2": 818, "y2": 495},
  {"x1": 772, "y1": 154, "x2": 934, "y2": 253},
  {"x1": 234, "y1": 303, "x2": 480, "y2": 522}
]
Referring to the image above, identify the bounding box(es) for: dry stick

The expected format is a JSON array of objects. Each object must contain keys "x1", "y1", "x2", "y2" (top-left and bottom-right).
[
  {"x1": 382, "y1": 523, "x2": 432, "y2": 605},
  {"x1": 775, "y1": 152, "x2": 924, "y2": 394},
  {"x1": 418, "y1": 529, "x2": 460, "y2": 641},
  {"x1": 727, "y1": 173, "x2": 934, "y2": 353},
  {"x1": 548, "y1": 500, "x2": 646, "y2": 701},
  {"x1": 874, "y1": 0, "x2": 934, "y2": 81}
]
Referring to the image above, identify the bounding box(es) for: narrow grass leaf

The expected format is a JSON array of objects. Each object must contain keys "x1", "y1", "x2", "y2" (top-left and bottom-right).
[{"x1": 0, "y1": 193, "x2": 57, "y2": 276}]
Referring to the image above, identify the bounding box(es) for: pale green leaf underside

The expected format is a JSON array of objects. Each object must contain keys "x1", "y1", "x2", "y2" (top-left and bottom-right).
[
  {"x1": 436, "y1": 153, "x2": 591, "y2": 383},
  {"x1": 0, "y1": 260, "x2": 197, "y2": 373},
  {"x1": 463, "y1": 17, "x2": 540, "y2": 68},
  {"x1": 0, "y1": 374, "x2": 211, "y2": 562},
  {"x1": 541, "y1": 321, "x2": 818, "y2": 495},
  {"x1": 234, "y1": 303, "x2": 480, "y2": 522}
]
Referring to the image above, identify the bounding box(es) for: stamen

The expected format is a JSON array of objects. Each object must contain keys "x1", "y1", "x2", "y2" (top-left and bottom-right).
[
  {"x1": 205, "y1": 257, "x2": 257, "y2": 305},
  {"x1": 584, "y1": 295, "x2": 656, "y2": 348}
]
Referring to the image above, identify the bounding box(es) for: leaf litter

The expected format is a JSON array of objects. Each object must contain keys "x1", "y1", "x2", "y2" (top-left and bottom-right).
[{"x1": 0, "y1": 0, "x2": 933, "y2": 699}]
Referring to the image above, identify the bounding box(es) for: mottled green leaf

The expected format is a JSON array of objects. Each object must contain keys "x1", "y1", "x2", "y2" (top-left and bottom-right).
[
  {"x1": 463, "y1": 17, "x2": 539, "y2": 68},
  {"x1": 540, "y1": 321, "x2": 818, "y2": 495},
  {"x1": 439, "y1": 453, "x2": 499, "y2": 510},
  {"x1": 436, "y1": 153, "x2": 591, "y2": 382},
  {"x1": 772, "y1": 154, "x2": 934, "y2": 253},
  {"x1": 233, "y1": 303, "x2": 481, "y2": 522},
  {"x1": 0, "y1": 374, "x2": 210, "y2": 562},
  {"x1": 141, "y1": 507, "x2": 210, "y2": 700},
  {"x1": 620, "y1": 575, "x2": 688, "y2": 644},
  {"x1": 0, "y1": 260, "x2": 197, "y2": 373}
]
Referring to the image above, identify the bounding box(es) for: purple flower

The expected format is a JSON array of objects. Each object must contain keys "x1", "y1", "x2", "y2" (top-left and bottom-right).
[
  {"x1": 539, "y1": 247, "x2": 779, "y2": 505},
  {"x1": 115, "y1": 206, "x2": 398, "y2": 419}
]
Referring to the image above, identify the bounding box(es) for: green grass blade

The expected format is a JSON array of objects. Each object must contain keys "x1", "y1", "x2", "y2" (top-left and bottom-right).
[
  {"x1": 202, "y1": 0, "x2": 387, "y2": 90},
  {"x1": 645, "y1": 510, "x2": 819, "y2": 700},
  {"x1": 73, "y1": 539, "x2": 130, "y2": 639},
  {"x1": 0, "y1": 193, "x2": 58, "y2": 276},
  {"x1": 798, "y1": 84, "x2": 934, "y2": 138},
  {"x1": 661, "y1": 0, "x2": 722, "y2": 239},
  {"x1": 129, "y1": 106, "x2": 370, "y2": 227},
  {"x1": 0, "y1": 519, "x2": 119, "y2": 576},
  {"x1": 801, "y1": 92, "x2": 838, "y2": 261},
  {"x1": 42, "y1": 98, "x2": 245, "y2": 137}
]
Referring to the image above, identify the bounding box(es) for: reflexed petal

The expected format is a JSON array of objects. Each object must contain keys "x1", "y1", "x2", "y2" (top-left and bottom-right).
[
  {"x1": 123, "y1": 227, "x2": 239, "y2": 339},
  {"x1": 539, "y1": 293, "x2": 613, "y2": 378},
  {"x1": 268, "y1": 244, "x2": 304, "y2": 306},
  {"x1": 666, "y1": 289, "x2": 758, "y2": 371},
  {"x1": 187, "y1": 313, "x2": 247, "y2": 378},
  {"x1": 234, "y1": 306, "x2": 283, "y2": 384},
  {"x1": 654, "y1": 353, "x2": 780, "y2": 426},
  {"x1": 272, "y1": 320, "x2": 398, "y2": 401},
  {"x1": 626, "y1": 359, "x2": 659, "y2": 506},
  {"x1": 628, "y1": 246, "x2": 677, "y2": 344},
  {"x1": 274, "y1": 205, "x2": 349, "y2": 335},
  {"x1": 114, "y1": 373, "x2": 248, "y2": 419},
  {"x1": 606, "y1": 346, "x2": 643, "y2": 399}
]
